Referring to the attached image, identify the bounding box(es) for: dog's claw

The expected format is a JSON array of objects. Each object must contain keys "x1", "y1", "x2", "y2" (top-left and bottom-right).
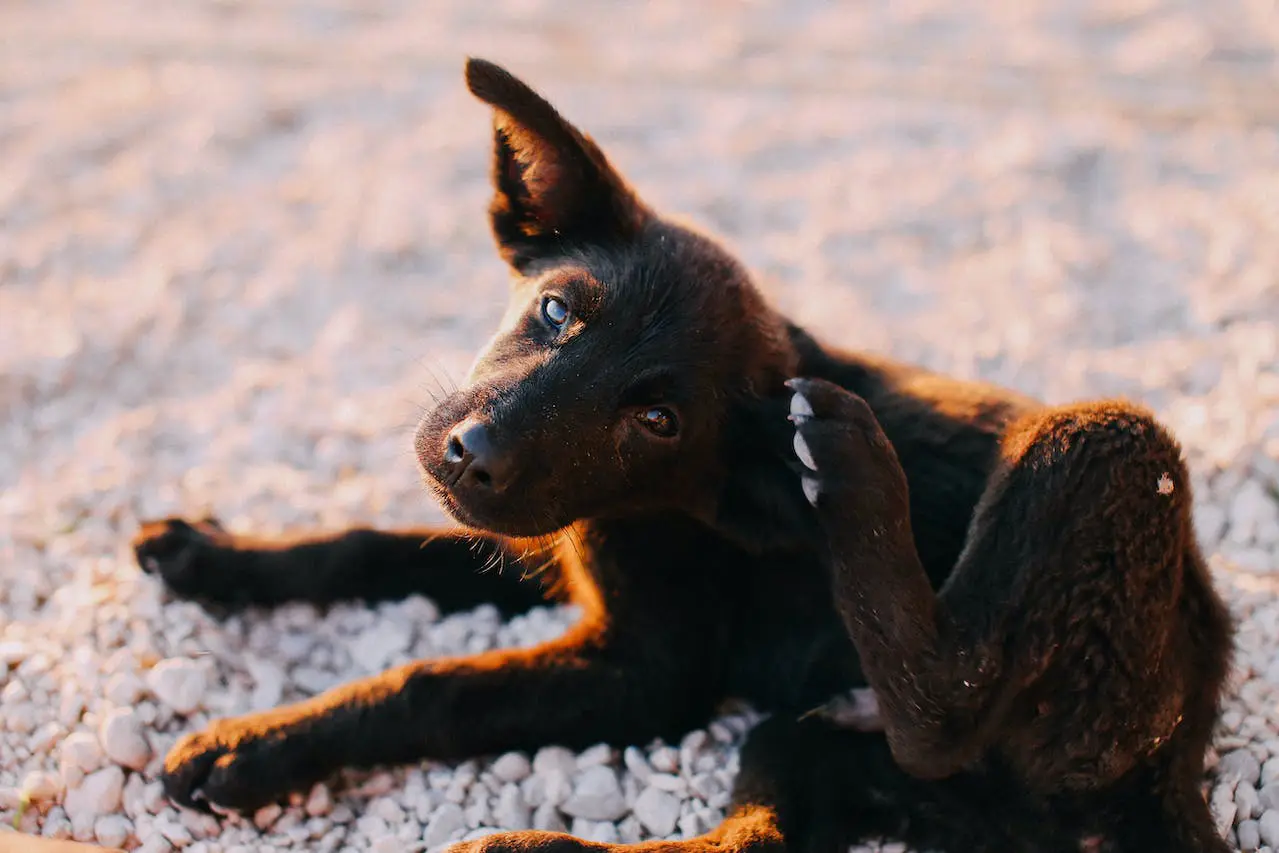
[
  {"x1": 793, "y1": 432, "x2": 817, "y2": 471},
  {"x1": 789, "y1": 391, "x2": 814, "y2": 421},
  {"x1": 802, "y1": 476, "x2": 820, "y2": 506}
]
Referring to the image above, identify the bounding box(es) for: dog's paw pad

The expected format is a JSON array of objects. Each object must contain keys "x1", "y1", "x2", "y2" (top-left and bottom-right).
[{"x1": 793, "y1": 431, "x2": 817, "y2": 471}]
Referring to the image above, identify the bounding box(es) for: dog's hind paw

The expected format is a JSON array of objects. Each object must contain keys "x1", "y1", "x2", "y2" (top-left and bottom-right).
[{"x1": 784, "y1": 378, "x2": 907, "y2": 514}]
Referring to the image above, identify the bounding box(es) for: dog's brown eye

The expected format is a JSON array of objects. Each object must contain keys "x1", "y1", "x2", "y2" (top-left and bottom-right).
[
  {"x1": 542, "y1": 296, "x2": 569, "y2": 328},
  {"x1": 637, "y1": 407, "x2": 678, "y2": 438}
]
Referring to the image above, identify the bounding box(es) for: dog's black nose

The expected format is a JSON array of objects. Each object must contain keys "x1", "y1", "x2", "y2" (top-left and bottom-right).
[{"x1": 443, "y1": 420, "x2": 512, "y2": 492}]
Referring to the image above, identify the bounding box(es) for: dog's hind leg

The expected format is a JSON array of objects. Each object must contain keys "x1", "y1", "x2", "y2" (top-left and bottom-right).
[
  {"x1": 132, "y1": 519, "x2": 559, "y2": 616},
  {"x1": 786, "y1": 379, "x2": 1231, "y2": 847},
  {"x1": 441, "y1": 717, "x2": 1078, "y2": 853}
]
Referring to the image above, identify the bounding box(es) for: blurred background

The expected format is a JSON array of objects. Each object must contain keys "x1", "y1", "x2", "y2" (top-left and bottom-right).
[{"x1": 1, "y1": 1, "x2": 1278, "y2": 849}]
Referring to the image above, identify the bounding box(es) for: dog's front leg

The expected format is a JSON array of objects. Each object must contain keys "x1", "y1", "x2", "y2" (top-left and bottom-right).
[{"x1": 161, "y1": 622, "x2": 702, "y2": 813}]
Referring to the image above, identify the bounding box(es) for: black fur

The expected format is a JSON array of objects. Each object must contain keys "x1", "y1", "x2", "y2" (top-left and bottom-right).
[{"x1": 133, "y1": 58, "x2": 1233, "y2": 853}]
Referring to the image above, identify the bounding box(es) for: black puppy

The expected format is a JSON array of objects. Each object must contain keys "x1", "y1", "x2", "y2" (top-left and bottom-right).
[{"x1": 133, "y1": 59, "x2": 1233, "y2": 853}]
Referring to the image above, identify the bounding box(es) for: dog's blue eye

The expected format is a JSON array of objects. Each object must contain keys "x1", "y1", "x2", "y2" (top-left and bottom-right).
[
  {"x1": 637, "y1": 407, "x2": 678, "y2": 438},
  {"x1": 542, "y1": 296, "x2": 569, "y2": 328}
]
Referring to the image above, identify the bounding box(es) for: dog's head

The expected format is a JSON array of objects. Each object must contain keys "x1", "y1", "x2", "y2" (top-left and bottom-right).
[{"x1": 416, "y1": 59, "x2": 811, "y2": 548}]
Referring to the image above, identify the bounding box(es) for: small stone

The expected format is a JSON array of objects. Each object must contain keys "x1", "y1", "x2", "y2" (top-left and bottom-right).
[
  {"x1": 647, "y1": 773, "x2": 687, "y2": 794},
  {"x1": 1222, "y1": 749, "x2": 1264, "y2": 785},
  {"x1": 146, "y1": 659, "x2": 208, "y2": 714},
  {"x1": 623, "y1": 747, "x2": 653, "y2": 782},
  {"x1": 494, "y1": 783, "x2": 531, "y2": 830},
  {"x1": 100, "y1": 706, "x2": 152, "y2": 770},
  {"x1": 137, "y1": 834, "x2": 174, "y2": 853},
  {"x1": 1262, "y1": 811, "x2": 1279, "y2": 848},
  {"x1": 649, "y1": 746, "x2": 679, "y2": 773},
  {"x1": 1241, "y1": 781, "x2": 1262, "y2": 820},
  {"x1": 576, "y1": 743, "x2": 614, "y2": 768},
  {"x1": 305, "y1": 784, "x2": 334, "y2": 817},
  {"x1": 350, "y1": 621, "x2": 413, "y2": 672},
  {"x1": 105, "y1": 672, "x2": 145, "y2": 706},
  {"x1": 618, "y1": 815, "x2": 644, "y2": 844},
  {"x1": 572, "y1": 818, "x2": 619, "y2": 844},
  {"x1": 1240, "y1": 819, "x2": 1262, "y2": 851},
  {"x1": 371, "y1": 837, "x2": 400, "y2": 853},
  {"x1": 0, "y1": 641, "x2": 29, "y2": 665},
  {"x1": 633, "y1": 786, "x2": 681, "y2": 836},
  {"x1": 41, "y1": 808, "x2": 73, "y2": 840},
  {"x1": 245, "y1": 656, "x2": 286, "y2": 710},
  {"x1": 1264, "y1": 758, "x2": 1279, "y2": 787},
  {"x1": 561, "y1": 765, "x2": 627, "y2": 821},
  {"x1": 533, "y1": 745, "x2": 578, "y2": 777},
  {"x1": 425, "y1": 802, "x2": 466, "y2": 848},
  {"x1": 1260, "y1": 783, "x2": 1279, "y2": 812},
  {"x1": 64, "y1": 766, "x2": 126, "y2": 824},
  {"x1": 532, "y1": 802, "x2": 566, "y2": 833},
  {"x1": 254, "y1": 802, "x2": 283, "y2": 830},
  {"x1": 678, "y1": 811, "x2": 710, "y2": 838},
  {"x1": 21, "y1": 770, "x2": 62, "y2": 803},
  {"x1": 544, "y1": 769, "x2": 572, "y2": 807},
  {"x1": 491, "y1": 752, "x2": 532, "y2": 783},
  {"x1": 369, "y1": 796, "x2": 405, "y2": 825},
  {"x1": 96, "y1": 814, "x2": 134, "y2": 848}
]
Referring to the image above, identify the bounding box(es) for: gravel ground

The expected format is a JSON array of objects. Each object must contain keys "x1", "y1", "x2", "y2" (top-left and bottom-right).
[{"x1": 2, "y1": 1, "x2": 1279, "y2": 851}]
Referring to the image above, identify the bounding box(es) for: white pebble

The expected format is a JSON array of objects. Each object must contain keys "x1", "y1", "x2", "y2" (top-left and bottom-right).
[
  {"x1": 533, "y1": 745, "x2": 578, "y2": 777},
  {"x1": 1241, "y1": 781, "x2": 1262, "y2": 820},
  {"x1": 349, "y1": 621, "x2": 413, "y2": 672},
  {"x1": 305, "y1": 783, "x2": 334, "y2": 817},
  {"x1": 105, "y1": 672, "x2": 145, "y2": 706},
  {"x1": 494, "y1": 783, "x2": 531, "y2": 830},
  {"x1": 491, "y1": 752, "x2": 532, "y2": 783},
  {"x1": 95, "y1": 814, "x2": 134, "y2": 848},
  {"x1": 576, "y1": 743, "x2": 614, "y2": 769},
  {"x1": 532, "y1": 802, "x2": 567, "y2": 832},
  {"x1": 22, "y1": 771, "x2": 62, "y2": 803},
  {"x1": 146, "y1": 659, "x2": 208, "y2": 714},
  {"x1": 254, "y1": 803, "x2": 284, "y2": 830},
  {"x1": 1240, "y1": 819, "x2": 1262, "y2": 851},
  {"x1": 633, "y1": 786, "x2": 681, "y2": 836},
  {"x1": 561, "y1": 765, "x2": 627, "y2": 821},
  {"x1": 64, "y1": 766, "x2": 125, "y2": 824},
  {"x1": 424, "y1": 803, "x2": 466, "y2": 848},
  {"x1": 1261, "y1": 783, "x2": 1279, "y2": 813},
  {"x1": 1222, "y1": 749, "x2": 1264, "y2": 785},
  {"x1": 1262, "y1": 810, "x2": 1279, "y2": 848},
  {"x1": 99, "y1": 706, "x2": 152, "y2": 771}
]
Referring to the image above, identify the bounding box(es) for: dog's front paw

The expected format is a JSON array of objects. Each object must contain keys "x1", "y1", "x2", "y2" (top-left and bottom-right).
[
  {"x1": 447, "y1": 831, "x2": 601, "y2": 853},
  {"x1": 133, "y1": 517, "x2": 231, "y2": 600},
  {"x1": 785, "y1": 378, "x2": 902, "y2": 511},
  {"x1": 163, "y1": 715, "x2": 312, "y2": 813}
]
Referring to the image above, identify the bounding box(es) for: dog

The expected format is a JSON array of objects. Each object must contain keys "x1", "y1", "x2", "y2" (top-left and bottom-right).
[{"x1": 133, "y1": 58, "x2": 1234, "y2": 853}]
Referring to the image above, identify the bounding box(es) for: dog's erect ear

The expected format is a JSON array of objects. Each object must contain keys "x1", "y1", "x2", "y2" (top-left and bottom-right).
[{"x1": 465, "y1": 58, "x2": 649, "y2": 272}]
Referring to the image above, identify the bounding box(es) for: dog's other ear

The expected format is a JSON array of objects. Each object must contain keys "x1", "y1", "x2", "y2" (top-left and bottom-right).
[{"x1": 465, "y1": 58, "x2": 649, "y2": 272}]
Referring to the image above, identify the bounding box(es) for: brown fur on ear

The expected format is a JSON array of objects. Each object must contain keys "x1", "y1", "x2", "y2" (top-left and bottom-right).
[{"x1": 465, "y1": 58, "x2": 649, "y2": 272}]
